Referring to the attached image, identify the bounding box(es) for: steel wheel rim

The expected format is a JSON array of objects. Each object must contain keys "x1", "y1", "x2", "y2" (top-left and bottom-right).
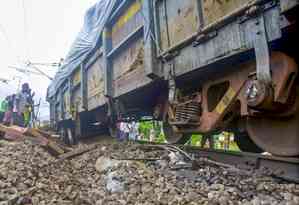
[
  {"x1": 163, "y1": 122, "x2": 191, "y2": 144},
  {"x1": 247, "y1": 111, "x2": 299, "y2": 156}
]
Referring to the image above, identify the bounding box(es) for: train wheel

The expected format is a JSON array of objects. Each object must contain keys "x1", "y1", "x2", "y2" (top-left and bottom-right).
[
  {"x1": 60, "y1": 127, "x2": 75, "y2": 145},
  {"x1": 163, "y1": 122, "x2": 191, "y2": 144},
  {"x1": 66, "y1": 128, "x2": 75, "y2": 145},
  {"x1": 59, "y1": 128, "x2": 67, "y2": 144},
  {"x1": 58, "y1": 127, "x2": 65, "y2": 142},
  {"x1": 234, "y1": 132, "x2": 263, "y2": 153},
  {"x1": 246, "y1": 110, "x2": 299, "y2": 156}
]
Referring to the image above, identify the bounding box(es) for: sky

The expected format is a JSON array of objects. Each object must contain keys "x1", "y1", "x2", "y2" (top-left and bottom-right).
[{"x1": 0, "y1": 0, "x2": 96, "y2": 120}]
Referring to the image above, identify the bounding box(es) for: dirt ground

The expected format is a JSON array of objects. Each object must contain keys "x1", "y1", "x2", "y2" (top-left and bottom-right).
[{"x1": 0, "y1": 138, "x2": 298, "y2": 205}]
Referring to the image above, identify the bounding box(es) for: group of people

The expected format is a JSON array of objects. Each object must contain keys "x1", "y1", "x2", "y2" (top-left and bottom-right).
[
  {"x1": 199, "y1": 132, "x2": 234, "y2": 150},
  {"x1": 0, "y1": 83, "x2": 34, "y2": 128},
  {"x1": 116, "y1": 121, "x2": 140, "y2": 141}
]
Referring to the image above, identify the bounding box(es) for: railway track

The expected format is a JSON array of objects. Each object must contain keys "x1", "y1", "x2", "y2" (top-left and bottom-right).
[{"x1": 135, "y1": 141, "x2": 299, "y2": 183}]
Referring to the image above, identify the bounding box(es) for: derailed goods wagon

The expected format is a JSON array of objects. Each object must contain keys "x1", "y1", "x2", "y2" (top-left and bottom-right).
[{"x1": 48, "y1": 0, "x2": 299, "y2": 157}]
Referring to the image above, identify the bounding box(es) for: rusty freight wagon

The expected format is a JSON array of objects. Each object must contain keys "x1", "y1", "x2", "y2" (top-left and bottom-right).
[{"x1": 48, "y1": 0, "x2": 299, "y2": 157}]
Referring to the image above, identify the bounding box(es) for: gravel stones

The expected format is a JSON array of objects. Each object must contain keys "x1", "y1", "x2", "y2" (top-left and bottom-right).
[
  {"x1": 0, "y1": 139, "x2": 298, "y2": 205},
  {"x1": 95, "y1": 156, "x2": 123, "y2": 174},
  {"x1": 106, "y1": 171, "x2": 125, "y2": 193}
]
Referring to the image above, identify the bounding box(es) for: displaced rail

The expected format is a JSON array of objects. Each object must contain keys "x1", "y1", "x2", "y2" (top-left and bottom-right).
[{"x1": 136, "y1": 141, "x2": 299, "y2": 183}]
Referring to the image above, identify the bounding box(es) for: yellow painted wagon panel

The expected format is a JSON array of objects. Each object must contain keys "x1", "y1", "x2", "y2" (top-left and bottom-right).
[{"x1": 112, "y1": 0, "x2": 142, "y2": 35}]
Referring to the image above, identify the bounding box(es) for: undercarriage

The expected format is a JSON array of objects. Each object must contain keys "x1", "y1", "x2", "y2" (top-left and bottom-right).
[{"x1": 161, "y1": 52, "x2": 299, "y2": 157}]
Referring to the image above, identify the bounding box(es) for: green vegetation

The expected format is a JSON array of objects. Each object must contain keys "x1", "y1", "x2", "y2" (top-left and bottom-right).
[
  {"x1": 229, "y1": 142, "x2": 240, "y2": 151},
  {"x1": 190, "y1": 135, "x2": 202, "y2": 146},
  {"x1": 138, "y1": 121, "x2": 241, "y2": 151},
  {"x1": 138, "y1": 121, "x2": 153, "y2": 140},
  {"x1": 138, "y1": 121, "x2": 166, "y2": 142}
]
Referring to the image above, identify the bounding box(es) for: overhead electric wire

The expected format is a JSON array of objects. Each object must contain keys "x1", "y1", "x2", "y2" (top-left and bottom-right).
[
  {"x1": 8, "y1": 66, "x2": 44, "y2": 76},
  {"x1": 27, "y1": 62, "x2": 61, "y2": 68},
  {"x1": 29, "y1": 64, "x2": 54, "y2": 80},
  {"x1": 4, "y1": 1, "x2": 55, "y2": 82}
]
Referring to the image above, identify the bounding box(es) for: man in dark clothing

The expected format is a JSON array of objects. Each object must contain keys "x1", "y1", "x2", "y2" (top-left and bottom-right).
[{"x1": 14, "y1": 83, "x2": 34, "y2": 127}]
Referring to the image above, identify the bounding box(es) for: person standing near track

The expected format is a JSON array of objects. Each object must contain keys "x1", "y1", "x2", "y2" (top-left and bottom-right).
[
  {"x1": 2, "y1": 95, "x2": 14, "y2": 126},
  {"x1": 201, "y1": 134, "x2": 215, "y2": 149},
  {"x1": 14, "y1": 83, "x2": 34, "y2": 127},
  {"x1": 0, "y1": 97, "x2": 8, "y2": 123},
  {"x1": 118, "y1": 122, "x2": 129, "y2": 141},
  {"x1": 128, "y1": 121, "x2": 139, "y2": 141}
]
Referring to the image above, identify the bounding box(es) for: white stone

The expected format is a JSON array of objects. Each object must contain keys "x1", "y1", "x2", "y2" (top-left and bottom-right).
[{"x1": 94, "y1": 157, "x2": 122, "y2": 173}]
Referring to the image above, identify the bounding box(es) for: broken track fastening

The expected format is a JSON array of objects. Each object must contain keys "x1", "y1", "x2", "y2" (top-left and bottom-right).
[
  {"x1": 136, "y1": 141, "x2": 299, "y2": 183},
  {"x1": 139, "y1": 144, "x2": 249, "y2": 174}
]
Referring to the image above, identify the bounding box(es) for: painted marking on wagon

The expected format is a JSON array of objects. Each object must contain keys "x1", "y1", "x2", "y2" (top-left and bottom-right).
[
  {"x1": 72, "y1": 69, "x2": 81, "y2": 86},
  {"x1": 112, "y1": 0, "x2": 142, "y2": 35},
  {"x1": 215, "y1": 87, "x2": 236, "y2": 114}
]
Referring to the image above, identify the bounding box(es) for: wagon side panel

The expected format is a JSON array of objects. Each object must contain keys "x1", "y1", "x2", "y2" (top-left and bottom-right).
[
  {"x1": 105, "y1": 0, "x2": 152, "y2": 98},
  {"x1": 87, "y1": 56, "x2": 106, "y2": 110}
]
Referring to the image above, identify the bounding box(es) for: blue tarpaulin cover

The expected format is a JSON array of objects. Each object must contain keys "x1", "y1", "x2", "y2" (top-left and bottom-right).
[{"x1": 47, "y1": 0, "x2": 117, "y2": 99}]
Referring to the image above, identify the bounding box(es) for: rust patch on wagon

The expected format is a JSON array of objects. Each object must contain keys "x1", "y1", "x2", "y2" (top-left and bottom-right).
[
  {"x1": 113, "y1": 65, "x2": 151, "y2": 97},
  {"x1": 113, "y1": 38, "x2": 144, "y2": 80},
  {"x1": 88, "y1": 70, "x2": 104, "y2": 98},
  {"x1": 158, "y1": 0, "x2": 200, "y2": 51},
  {"x1": 202, "y1": 0, "x2": 251, "y2": 26},
  {"x1": 112, "y1": 39, "x2": 150, "y2": 97},
  {"x1": 87, "y1": 57, "x2": 105, "y2": 109},
  {"x1": 87, "y1": 57, "x2": 104, "y2": 98},
  {"x1": 169, "y1": 6, "x2": 198, "y2": 46},
  {"x1": 116, "y1": 46, "x2": 144, "y2": 80}
]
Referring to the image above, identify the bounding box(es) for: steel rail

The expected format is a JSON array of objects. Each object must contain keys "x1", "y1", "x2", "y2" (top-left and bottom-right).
[{"x1": 136, "y1": 140, "x2": 299, "y2": 183}]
